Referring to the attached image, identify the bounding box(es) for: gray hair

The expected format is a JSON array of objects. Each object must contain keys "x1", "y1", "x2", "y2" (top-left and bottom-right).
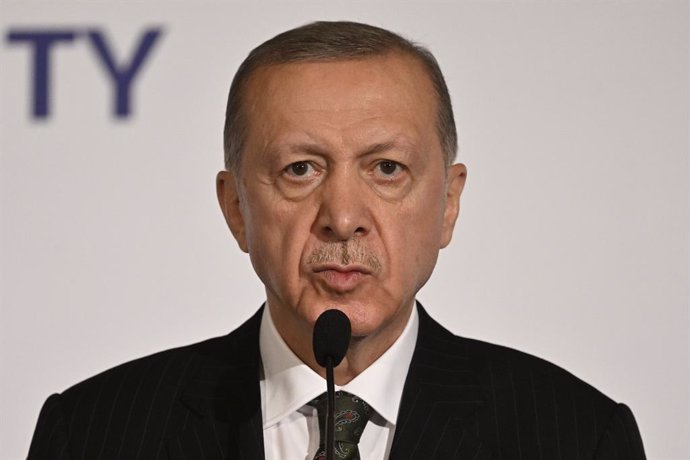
[{"x1": 223, "y1": 21, "x2": 457, "y2": 174}]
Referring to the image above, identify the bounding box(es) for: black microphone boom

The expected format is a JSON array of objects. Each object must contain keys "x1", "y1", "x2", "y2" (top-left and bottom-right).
[{"x1": 312, "y1": 309, "x2": 351, "y2": 460}]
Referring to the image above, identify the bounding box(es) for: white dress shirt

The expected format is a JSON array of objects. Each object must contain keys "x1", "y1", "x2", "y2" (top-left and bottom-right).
[{"x1": 259, "y1": 304, "x2": 419, "y2": 460}]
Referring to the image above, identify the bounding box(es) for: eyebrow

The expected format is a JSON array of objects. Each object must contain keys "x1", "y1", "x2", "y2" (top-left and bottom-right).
[
  {"x1": 282, "y1": 139, "x2": 415, "y2": 157},
  {"x1": 264, "y1": 130, "x2": 421, "y2": 161},
  {"x1": 362, "y1": 141, "x2": 397, "y2": 156},
  {"x1": 360, "y1": 139, "x2": 419, "y2": 160}
]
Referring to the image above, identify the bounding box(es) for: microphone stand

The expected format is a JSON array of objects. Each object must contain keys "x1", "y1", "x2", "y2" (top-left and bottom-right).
[
  {"x1": 326, "y1": 356, "x2": 335, "y2": 460},
  {"x1": 312, "y1": 309, "x2": 350, "y2": 460}
]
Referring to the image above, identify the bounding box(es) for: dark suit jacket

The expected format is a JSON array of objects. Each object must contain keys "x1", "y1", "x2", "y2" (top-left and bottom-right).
[{"x1": 28, "y1": 305, "x2": 646, "y2": 459}]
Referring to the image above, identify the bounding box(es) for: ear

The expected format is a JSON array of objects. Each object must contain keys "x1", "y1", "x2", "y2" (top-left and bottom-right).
[
  {"x1": 440, "y1": 163, "x2": 467, "y2": 248},
  {"x1": 216, "y1": 170, "x2": 249, "y2": 253}
]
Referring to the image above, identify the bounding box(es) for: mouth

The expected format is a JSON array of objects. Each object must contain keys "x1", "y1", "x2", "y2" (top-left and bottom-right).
[{"x1": 312, "y1": 264, "x2": 372, "y2": 292}]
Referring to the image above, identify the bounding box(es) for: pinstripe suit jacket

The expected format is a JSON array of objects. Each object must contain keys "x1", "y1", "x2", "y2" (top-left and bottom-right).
[{"x1": 28, "y1": 305, "x2": 646, "y2": 459}]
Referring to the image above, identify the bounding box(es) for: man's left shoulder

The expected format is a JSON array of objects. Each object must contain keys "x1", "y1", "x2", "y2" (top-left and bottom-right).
[
  {"x1": 412, "y1": 308, "x2": 646, "y2": 458},
  {"x1": 417, "y1": 307, "x2": 616, "y2": 407},
  {"x1": 463, "y1": 333, "x2": 614, "y2": 406}
]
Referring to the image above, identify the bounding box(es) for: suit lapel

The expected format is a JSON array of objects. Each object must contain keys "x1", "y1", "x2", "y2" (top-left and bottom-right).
[
  {"x1": 389, "y1": 304, "x2": 493, "y2": 460},
  {"x1": 168, "y1": 309, "x2": 265, "y2": 460}
]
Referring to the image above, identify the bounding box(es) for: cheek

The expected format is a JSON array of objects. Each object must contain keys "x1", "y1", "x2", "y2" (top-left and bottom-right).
[
  {"x1": 388, "y1": 189, "x2": 446, "y2": 277},
  {"x1": 243, "y1": 198, "x2": 315, "y2": 285}
]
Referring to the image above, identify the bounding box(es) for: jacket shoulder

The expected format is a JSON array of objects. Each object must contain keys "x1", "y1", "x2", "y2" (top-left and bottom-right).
[
  {"x1": 60, "y1": 335, "x2": 217, "y2": 406},
  {"x1": 418, "y1": 306, "x2": 616, "y2": 408},
  {"x1": 58, "y1": 308, "x2": 262, "y2": 408},
  {"x1": 29, "y1": 310, "x2": 263, "y2": 459},
  {"x1": 466, "y1": 334, "x2": 613, "y2": 401},
  {"x1": 414, "y1": 307, "x2": 639, "y2": 458}
]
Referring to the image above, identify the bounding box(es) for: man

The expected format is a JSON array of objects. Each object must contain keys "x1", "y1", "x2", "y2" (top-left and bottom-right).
[{"x1": 29, "y1": 21, "x2": 646, "y2": 459}]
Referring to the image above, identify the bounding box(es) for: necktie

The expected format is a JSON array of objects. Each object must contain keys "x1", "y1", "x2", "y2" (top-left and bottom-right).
[{"x1": 310, "y1": 390, "x2": 372, "y2": 460}]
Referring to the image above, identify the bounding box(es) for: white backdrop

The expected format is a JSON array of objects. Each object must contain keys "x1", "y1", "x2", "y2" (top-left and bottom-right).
[{"x1": 1, "y1": 1, "x2": 688, "y2": 459}]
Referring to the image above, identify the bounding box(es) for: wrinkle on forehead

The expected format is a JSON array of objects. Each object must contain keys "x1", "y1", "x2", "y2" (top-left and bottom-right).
[{"x1": 244, "y1": 54, "x2": 437, "y2": 128}]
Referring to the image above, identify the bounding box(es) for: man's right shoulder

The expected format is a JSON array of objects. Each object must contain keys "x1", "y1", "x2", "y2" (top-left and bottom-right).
[
  {"x1": 28, "y1": 309, "x2": 264, "y2": 459},
  {"x1": 61, "y1": 309, "x2": 262, "y2": 404},
  {"x1": 60, "y1": 333, "x2": 227, "y2": 405}
]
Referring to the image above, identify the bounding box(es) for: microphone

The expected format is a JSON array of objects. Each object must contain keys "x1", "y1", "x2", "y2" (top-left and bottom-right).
[{"x1": 312, "y1": 309, "x2": 351, "y2": 460}]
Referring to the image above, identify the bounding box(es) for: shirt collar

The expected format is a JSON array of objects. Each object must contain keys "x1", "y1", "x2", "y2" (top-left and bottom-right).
[{"x1": 259, "y1": 303, "x2": 419, "y2": 429}]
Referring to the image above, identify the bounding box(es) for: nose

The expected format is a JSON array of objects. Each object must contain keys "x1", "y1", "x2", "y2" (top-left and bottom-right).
[{"x1": 314, "y1": 169, "x2": 371, "y2": 242}]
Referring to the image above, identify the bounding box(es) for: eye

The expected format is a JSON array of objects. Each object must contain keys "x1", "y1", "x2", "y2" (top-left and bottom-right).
[
  {"x1": 375, "y1": 160, "x2": 403, "y2": 177},
  {"x1": 285, "y1": 161, "x2": 315, "y2": 178}
]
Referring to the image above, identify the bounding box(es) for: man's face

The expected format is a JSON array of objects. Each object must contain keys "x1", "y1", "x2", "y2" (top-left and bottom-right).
[{"x1": 218, "y1": 53, "x2": 466, "y2": 348}]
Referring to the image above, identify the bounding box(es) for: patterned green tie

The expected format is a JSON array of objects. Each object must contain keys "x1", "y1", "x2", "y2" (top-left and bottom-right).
[{"x1": 310, "y1": 390, "x2": 373, "y2": 460}]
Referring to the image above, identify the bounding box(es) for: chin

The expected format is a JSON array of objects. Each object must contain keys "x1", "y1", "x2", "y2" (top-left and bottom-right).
[
  {"x1": 298, "y1": 290, "x2": 409, "y2": 335},
  {"x1": 321, "y1": 302, "x2": 395, "y2": 338}
]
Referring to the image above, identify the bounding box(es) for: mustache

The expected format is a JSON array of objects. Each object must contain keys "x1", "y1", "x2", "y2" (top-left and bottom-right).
[{"x1": 307, "y1": 240, "x2": 382, "y2": 273}]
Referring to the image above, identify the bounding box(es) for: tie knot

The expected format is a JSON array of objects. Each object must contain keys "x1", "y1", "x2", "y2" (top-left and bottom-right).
[{"x1": 310, "y1": 391, "x2": 372, "y2": 459}]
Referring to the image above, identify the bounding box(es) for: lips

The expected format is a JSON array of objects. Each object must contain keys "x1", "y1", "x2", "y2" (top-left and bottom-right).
[{"x1": 312, "y1": 264, "x2": 371, "y2": 292}]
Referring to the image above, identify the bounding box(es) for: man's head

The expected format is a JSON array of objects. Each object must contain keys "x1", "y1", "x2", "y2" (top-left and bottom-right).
[
  {"x1": 223, "y1": 21, "x2": 458, "y2": 175},
  {"x1": 217, "y1": 21, "x2": 467, "y2": 373}
]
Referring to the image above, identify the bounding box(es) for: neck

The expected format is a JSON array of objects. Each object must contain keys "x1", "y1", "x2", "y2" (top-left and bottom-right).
[{"x1": 331, "y1": 334, "x2": 400, "y2": 384}]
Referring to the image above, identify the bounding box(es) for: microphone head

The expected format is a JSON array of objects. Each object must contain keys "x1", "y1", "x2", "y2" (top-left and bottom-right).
[{"x1": 313, "y1": 309, "x2": 351, "y2": 368}]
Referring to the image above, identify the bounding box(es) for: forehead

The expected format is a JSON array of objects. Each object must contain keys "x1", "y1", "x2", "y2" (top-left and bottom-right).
[{"x1": 242, "y1": 53, "x2": 438, "y2": 140}]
